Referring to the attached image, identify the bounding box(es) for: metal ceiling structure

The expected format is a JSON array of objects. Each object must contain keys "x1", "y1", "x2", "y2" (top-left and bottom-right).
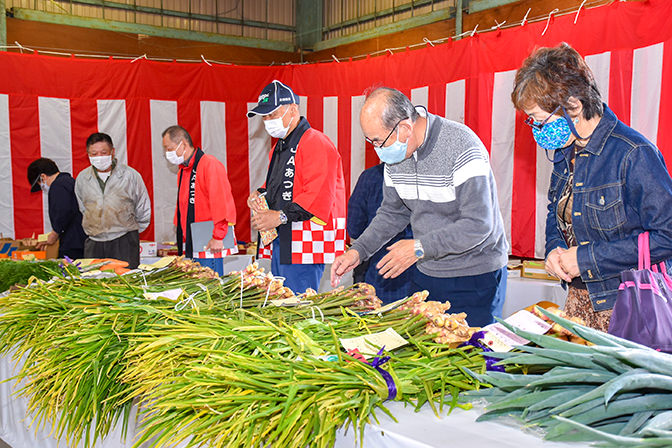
[{"x1": 0, "y1": 0, "x2": 524, "y2": 54}]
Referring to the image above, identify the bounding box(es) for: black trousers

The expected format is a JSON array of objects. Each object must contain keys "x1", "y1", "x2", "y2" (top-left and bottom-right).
[{"x1": 84, "y1": 230, "x2": 140, "y2": 269}]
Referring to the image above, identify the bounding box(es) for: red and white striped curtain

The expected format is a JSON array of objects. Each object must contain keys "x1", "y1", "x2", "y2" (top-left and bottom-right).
[{"x1": 0, "y1": 0, "x2": 669, "y2": 258}]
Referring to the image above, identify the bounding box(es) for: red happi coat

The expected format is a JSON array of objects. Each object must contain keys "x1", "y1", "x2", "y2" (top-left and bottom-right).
[{"x1": 258, "y1": 122, "x2": 347, "y2": 264}]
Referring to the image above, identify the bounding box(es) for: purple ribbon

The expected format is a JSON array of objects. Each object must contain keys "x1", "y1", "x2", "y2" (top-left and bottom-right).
[
  {"x1": 459, "y1": 331, "x2": 505, "y2": 372},
  {"x1": 368, "y1": 346, "x2": 397, "y2": 401},
  {"x1": 60, "y1": 256, "x2": 82, "y2": 277}
]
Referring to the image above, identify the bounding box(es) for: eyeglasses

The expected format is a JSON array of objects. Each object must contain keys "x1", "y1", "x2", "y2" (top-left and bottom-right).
[
  {"x1": 365, "y1": 118, "x2": 405, "y2": 148},
  {"x1": 30, "y1": 175, "x2": 42, "y2": 189},
  {"x1": 524, "y1": 105, "x2": 562, "y2": 131}
]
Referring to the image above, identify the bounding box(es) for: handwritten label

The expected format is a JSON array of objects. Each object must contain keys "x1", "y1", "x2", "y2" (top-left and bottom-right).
[{"x1": 340, "y1": 328, "x2": 407, "y2": 357}]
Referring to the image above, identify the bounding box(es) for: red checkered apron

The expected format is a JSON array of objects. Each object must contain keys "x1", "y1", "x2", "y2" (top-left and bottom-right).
[{"x1": 257, "y1": 217, "x2": 346, "y2": 264}]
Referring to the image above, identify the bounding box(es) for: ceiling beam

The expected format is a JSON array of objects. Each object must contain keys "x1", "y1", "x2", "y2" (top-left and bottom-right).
[
  {"x1": 10, "y1": 7, "x2": 295, "y2": 53},
  {"x1": 50, "y1": 0, "x2": 295, "y2": 33},
  {"x1": 313, "y1": 8, "x2": 453, "y2": 53}
]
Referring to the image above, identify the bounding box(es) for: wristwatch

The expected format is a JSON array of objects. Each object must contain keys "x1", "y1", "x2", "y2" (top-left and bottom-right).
[
  {"x1": 278, "y1": 210, "x2": 288, "y2": 225},
  {"x1": 414, "y1": 239, "x2": 425, "y2": 259}
]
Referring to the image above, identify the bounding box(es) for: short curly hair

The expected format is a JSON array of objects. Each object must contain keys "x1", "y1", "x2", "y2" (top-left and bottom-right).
[{"x1": 511, "y1": 42, "x2": 603, "y2": 120}]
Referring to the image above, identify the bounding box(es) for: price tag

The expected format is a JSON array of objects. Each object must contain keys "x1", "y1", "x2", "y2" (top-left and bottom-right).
[
  {"x1": 480, "y1": 310, "x2": 551, "y2": 352},
  {"x1": 340, "y1": 328, "x2": 407, "y2": 357},
  {"x1": 37, "y1": 233, "x2": 49, "y2": 243},
  {"x1": 269, "y1": 297, "x2": 313, "y2": 307},
  {"x1": 143, "y1": 288, "x2": 184, "y2": 302}
]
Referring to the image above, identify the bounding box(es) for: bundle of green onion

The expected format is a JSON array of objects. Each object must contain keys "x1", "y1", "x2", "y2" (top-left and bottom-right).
[
  {"x1": 0, "y1": 262, "x2": 488, "y2": 448},
  {"x1": 121, "y1": 309, "x2": 485, "y2": 448},
  {"x1": 463, "y1": 308, "x2": 672, "y2": 447}
]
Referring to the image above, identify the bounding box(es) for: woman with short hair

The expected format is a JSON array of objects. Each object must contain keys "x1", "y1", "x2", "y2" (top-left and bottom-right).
[{"x1": 511, "y1": 42, "x2": 672, "y2": 331}]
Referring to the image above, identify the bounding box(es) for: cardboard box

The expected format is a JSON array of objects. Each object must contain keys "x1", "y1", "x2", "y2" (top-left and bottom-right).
[
  {"x1": 521, "y1": 260, "x2": 558, "y2": 281},
  {"x1": 0, "y1": 237, "x2": 59, "y2": 260},
  {"x1": 11, "y1": 250, "x2": 47, "y2": 260},
  {"x1": 139, "y1": 241, "x2": 157, "y2": 257}
]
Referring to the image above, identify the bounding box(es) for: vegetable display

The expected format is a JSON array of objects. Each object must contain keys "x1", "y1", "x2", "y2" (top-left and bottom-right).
[
  {"x1": 0, "y1": 258, "x2": 487, "y2": 448},
  {"x1": 463, "y1": 308, "x2": 672, "y2": 447}
]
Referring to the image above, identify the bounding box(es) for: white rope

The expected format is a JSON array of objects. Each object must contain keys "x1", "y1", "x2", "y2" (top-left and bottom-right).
[
  {"x1": 200, "y1": 54, "x2": 213, "y2": 66},
  {"x1": 175, "y1": 292, "x2": 197, "y2": 311},
  {"x1": 541, "y1": 9, "x2": 559, "y2": 36},
  {"x1": 310, "y1": 305, "x2": 324, "y2": 322},
  {"x1": 522, "y1": 8, "x2": 531, "y2": 26},
  {"x1": 262, "y1": 276, "x2": 285, "y2": 308},
  {"x1": 574, "y1": 0, "x2": 587, "y2": 25},
  {"x1": 130, "y1": 53, "x2": 147, "y2": 63},
  {"x1": 0, "y1": 1, "x2": 607, "y2": 65}
]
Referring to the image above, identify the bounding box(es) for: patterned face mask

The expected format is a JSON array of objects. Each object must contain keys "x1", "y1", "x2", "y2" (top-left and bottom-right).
[
  {"x1": 526, "y1": 105, "x2": 581, "y2": 151},
  {"x1": 530, "y1": 113, "x2": 572, "y2": 150}
]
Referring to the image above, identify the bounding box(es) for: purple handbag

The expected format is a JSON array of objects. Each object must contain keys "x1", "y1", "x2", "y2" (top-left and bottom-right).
[{"x1": 608, "y1": 232, "x2": 672, "y2": 352}]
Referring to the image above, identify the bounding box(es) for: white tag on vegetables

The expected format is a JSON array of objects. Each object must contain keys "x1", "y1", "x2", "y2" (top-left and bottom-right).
[
  {"x1": 270, "y1": 297, "x2": 313, "y2": 307},
  {"x1": 340, "y1": 328, "x2": 407, "y2": 357},
  {"x1": 143, "y1": 288, "x2": 185, "y2": 302},
  {"x1": 480, "y1": 310, "x2": 551, "y2": 352}
]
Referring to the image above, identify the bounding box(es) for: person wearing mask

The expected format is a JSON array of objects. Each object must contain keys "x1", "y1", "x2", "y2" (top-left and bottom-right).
[
  {"x1": 161, "y1": 125, "x2": 236, "y2": 258},
  {"x1": 331, "y1": 87, "x2": 509, "y2": 327},
  {"x1": 247, "y1": 80, "x2": 347, "y2": 294},
  {"x1": 26, "y1": 158, "x2": 86, "y2": 259},
  {"x1": 511, "y1": 43, "x2": 672, "y2": 331},
  {"x1": 74, "y1": 132, "x2": 151, "y2": 269},
  {"x1": 348, "y1": 163, "x2": 414, "y2": 303}
]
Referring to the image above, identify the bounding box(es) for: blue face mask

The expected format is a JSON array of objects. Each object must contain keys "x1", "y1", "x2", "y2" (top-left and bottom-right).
[
  {"x1": 374, "y1": 129, "x2": 408, "y2": 165},
  {"x1": 532, "y1": 115, "x2": 572, "y2": 151}
]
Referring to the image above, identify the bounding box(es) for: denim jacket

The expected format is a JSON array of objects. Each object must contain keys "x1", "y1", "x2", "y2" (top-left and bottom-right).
[{"x1": 545, "y1": 104, "x2": 672, "y2": 311}]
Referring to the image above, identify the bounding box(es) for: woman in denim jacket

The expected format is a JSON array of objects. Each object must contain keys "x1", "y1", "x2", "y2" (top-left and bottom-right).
[{"x1": 511, "y1": 43, "x2": 672, "y2": 331}]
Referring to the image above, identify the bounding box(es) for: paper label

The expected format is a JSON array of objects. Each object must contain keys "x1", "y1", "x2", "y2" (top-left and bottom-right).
[
  {"x1": 143, "y1": 288, "x2": 184, "y2": 302},
  {"x1": 480, "y1": 310, "x2": 551, "y2": 352},
  {"x1": 340, "y1": 328, "x2": 407, "y2": 357},
  {"x1": 269, "y1": 297, "x2": 312, "y2": 307},
  {"x1": 37, "y1": 233, "x2": 49, "y2": 242},
  {"x1": 360, "y1": 296, "x2": 409, "y2": 315}
]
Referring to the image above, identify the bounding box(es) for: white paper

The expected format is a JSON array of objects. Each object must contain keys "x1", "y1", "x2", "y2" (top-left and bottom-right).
[
  {"x1": 143, "y1": 288, "x2": 184, "y2": 302},
  {"x1": 340, "y1": 328, "x2": 407, "y2": 357},
  {"x1": 480, "y1": 310, "x2": 551, "y2": 352}
]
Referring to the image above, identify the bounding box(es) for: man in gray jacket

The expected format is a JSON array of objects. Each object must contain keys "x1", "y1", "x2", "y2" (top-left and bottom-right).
[
  {"x1": 75, "y1": 132, "x2": 151, "y2": 269},
  {"x1": 331, "y1": 87, "x2": 509, "y2": 326}
]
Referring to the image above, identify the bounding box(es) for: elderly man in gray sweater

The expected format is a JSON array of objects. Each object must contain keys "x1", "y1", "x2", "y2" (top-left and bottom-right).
[{"x1": 332, "y1": 87, "x2": 509, "y2": 327}]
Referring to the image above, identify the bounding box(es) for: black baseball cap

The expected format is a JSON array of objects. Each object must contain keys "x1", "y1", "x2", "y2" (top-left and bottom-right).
[{"x1": 247, "y1": 80, "x2": 299, "y2": 117}]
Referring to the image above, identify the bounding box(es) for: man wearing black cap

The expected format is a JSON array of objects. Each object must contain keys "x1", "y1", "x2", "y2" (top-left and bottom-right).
[
  {"x1": 247, "y1": 80, "x2": 347, "y2": 294},
  {"x1": 27, "y1": 158, "x2": 87, "y2": 259}
]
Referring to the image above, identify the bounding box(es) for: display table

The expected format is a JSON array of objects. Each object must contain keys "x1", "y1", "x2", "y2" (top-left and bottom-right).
[
  {"x1": 0, "y1": 351, "x2": 586, "y2": 448},
  {"x1": 503, "y1": 277, "x2": 568, "y2": 318}
]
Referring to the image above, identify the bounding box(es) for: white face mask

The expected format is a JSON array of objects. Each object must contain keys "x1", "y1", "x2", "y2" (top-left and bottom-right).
[
  {"x1": 263, "y1": 106, "x2": 292, "y2": 139},
  {"x1": 165, "y1": 141, "x2": 184, "y2": 165},
  {"x1": 40, "y1": 180, "x2": 50, "y2": 194},
  {"x1": 90, "y1": 155, "x2": 113, "y2": 171}
]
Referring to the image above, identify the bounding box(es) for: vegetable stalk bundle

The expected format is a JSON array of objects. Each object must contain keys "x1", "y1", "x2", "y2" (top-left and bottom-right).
[
  {"x1": 122, "y1": 309, "x2": 486, "y2": 448},
  {"x1": 0, "y1": 261, "x2": 488, "y2": 448},
  {"x1": 463, "y1": 308, "x2": 672, "y2": 447}
]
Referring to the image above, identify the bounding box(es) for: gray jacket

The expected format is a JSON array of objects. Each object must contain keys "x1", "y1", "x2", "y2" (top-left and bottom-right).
[
  {"x1": 75, "y1": 163, "x2": 151, "y2": 242},
  {"x1": 351, "y1": 109, "x2": 509, "y2": 278}
]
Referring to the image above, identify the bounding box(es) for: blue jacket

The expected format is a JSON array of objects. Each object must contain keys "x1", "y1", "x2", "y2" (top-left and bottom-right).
[
  {"x1": 348, "y1": 164, "x2": 414, "y2": 303},
  {"x1": 545, "y1": 105, "x2": 672, "y2": 311}
]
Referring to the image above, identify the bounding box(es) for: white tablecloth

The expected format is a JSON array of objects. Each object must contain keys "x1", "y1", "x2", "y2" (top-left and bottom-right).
[
  {"x1": 0, "y1": 351, "x2": 586, "y2": 448},
  {"x1": 503, "y1": 277, "x2": 568, "y2": 318}
]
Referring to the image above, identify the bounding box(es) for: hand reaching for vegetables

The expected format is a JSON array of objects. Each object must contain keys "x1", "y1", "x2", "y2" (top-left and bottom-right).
[{"x1": 330, "y1": 249, "x2": 360, "y2": 287}]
